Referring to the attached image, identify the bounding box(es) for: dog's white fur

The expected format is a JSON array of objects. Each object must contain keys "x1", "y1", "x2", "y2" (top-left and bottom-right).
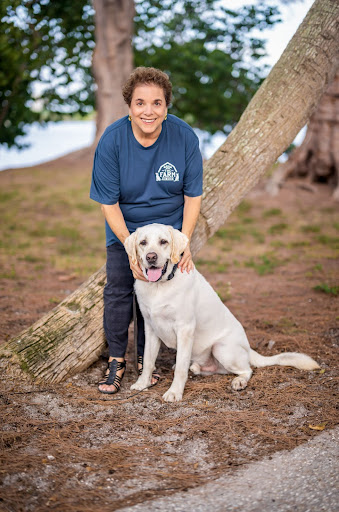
[{"x1": 125, "y1": 224, "x2": 320, "y2": 402}]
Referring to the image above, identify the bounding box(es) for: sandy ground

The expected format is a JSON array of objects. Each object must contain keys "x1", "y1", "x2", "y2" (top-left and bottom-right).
[{"x1": 0, "y1": 159, "x2": 338, "y2": 511}]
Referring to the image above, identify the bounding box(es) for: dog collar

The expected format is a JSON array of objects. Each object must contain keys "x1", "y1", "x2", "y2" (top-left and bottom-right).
[
  {"x1": 167, "y1": 252, "x2": 184, "y2": 281},
  {"x1": 167, "y1": 262, "x2": 179, "y2": 280}
]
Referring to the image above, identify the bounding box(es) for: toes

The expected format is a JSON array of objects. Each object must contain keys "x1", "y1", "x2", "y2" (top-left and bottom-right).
[
  {"x1": 98, "y1": 384, "x2": 116, "y2": 393},
  {"x1": 231, "y1": 376, "x2": 248, "y2": 391},
  {"x1": 189, "y1": 362, "x2": 201, "y2": 375},
  {"x1": 151, "y1": 373, "x2": 160, "y2": 386},
  {"x1": 131, "y1": 381, "x2": 147, "y2": 391},
  {"x1": 162, "y1": 389, "x2": 183, "y2": 402}
]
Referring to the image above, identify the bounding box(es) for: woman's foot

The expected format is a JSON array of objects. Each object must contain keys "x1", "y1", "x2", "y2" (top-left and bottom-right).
[
  {"x1": 137, "y1": 355, "x2": 160, "y2": 386},
  {"x1": 98, "y1": 357, "x2": 126, "y2": 394}
]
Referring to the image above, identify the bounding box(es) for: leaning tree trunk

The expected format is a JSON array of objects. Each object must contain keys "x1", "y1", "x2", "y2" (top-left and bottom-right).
[
  {"x1": 266, "y1": 71, "x2": 339, "y2": 200},
  {"x1": 92, "y1": 0, "x2": 134, "y2": 144},
  {"x1": 4, "y1": 0, "x2": 339, "y2": 382}
]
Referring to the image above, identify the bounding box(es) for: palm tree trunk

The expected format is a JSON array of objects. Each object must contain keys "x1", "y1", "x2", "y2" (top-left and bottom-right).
[{"x1": 4, "y1": 0, "x2": 339, "y2": 382}]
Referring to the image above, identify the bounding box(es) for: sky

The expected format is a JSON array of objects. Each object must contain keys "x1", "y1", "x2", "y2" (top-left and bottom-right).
[{"x1": 0, "y1": 0, "x2": 315, "y2": 170}]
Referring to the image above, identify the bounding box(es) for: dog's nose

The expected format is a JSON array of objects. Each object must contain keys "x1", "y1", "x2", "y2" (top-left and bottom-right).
[{"x1": 146, "y1": 252, "x2": 158, "y2": 264}]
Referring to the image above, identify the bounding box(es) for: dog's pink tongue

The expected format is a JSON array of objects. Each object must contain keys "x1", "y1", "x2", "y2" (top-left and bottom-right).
[{"x1": 147, "y1": 267, "x2": 162, "y2": 282}]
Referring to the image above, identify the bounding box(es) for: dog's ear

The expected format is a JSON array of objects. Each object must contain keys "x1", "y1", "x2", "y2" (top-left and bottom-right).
[
  {"x1": 124, "y1": 232, "x2": 137, "y2": 264},
  {"x1": 169, "y1": 227, "x2": 189, "y2": 264}
]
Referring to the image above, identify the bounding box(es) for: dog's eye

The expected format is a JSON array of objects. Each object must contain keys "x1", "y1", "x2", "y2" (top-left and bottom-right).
[
  {"x1": 140, "y1": 240, "x2": 147, "y2": 246},
  {"x1": 160, "y1": 239, "x2": 168, "y2": 245}
]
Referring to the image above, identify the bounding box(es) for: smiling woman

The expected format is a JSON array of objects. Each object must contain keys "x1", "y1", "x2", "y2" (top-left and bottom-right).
[
  {"x1": 128, "y1": 84, "x2": 167, "y2": 145},
  {"x1": 89, "y1": 66, "x2": 203, "y2": 395},
  {"x1": 122, "y1": 69, "x2": 171, "y2": 146}
]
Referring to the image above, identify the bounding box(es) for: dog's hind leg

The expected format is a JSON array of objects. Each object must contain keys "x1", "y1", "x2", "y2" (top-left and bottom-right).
[{"x1": 213, "y1": 343, "x2": 252, "y2": 391}]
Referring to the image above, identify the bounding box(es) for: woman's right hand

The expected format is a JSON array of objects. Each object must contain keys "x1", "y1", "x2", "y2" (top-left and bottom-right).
[{"x1": 128, "y1": 256, "x2": 148, "y2": 281}]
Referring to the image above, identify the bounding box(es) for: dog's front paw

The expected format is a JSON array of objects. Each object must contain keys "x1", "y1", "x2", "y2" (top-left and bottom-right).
[
  {"x1": 130, "y1": 379, "x2": 149, "y2": 391},
  {"x1": 162, "y1": 388, "x2": 183, "y2": 402}
]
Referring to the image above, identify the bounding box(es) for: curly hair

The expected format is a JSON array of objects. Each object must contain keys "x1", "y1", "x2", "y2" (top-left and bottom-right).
[{"x1": 122, "y1": 67, "x2": 172, "y2": 107}]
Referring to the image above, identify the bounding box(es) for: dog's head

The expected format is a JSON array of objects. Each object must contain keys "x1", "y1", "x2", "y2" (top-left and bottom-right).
[{"x1": 124, "y1": 224, "x2": 189, "y2": 282}]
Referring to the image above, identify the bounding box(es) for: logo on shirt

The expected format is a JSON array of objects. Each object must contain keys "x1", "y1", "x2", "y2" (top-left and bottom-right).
[{"x1": 155, "y1": 162, "x2": 179, "y2": 182}]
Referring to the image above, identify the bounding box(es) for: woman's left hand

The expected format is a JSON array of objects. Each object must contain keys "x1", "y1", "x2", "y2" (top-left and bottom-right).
[{"x1": 178, "y1": 244, "x2": 194, "y2": 273}]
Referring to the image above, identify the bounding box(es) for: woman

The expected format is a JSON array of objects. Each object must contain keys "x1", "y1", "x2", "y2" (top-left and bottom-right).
[{"x1": 90, "y1": 67, "x2": 203, "y2": 394}]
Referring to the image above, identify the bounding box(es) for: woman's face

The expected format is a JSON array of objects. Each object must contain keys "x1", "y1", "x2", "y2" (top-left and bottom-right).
[{"x1": 129, "y1": 84, "x2": 167, "y2": 140}]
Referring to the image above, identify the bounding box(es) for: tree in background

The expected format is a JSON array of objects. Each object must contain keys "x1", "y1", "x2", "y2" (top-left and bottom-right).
[
  {"x1": 134, "y1": 0, "x2": 279, "y2": 138},
  {"x1": 0, "y1": 0, "x2": 94, "y2": 149},
  {"x1": 92, "y1": 0, "x2": 134, "y2": 144},
  {"x1": 267, "y1": 71, "x2": 339, "y2": 200},
  {"x1": 0, "y1": 0, "x2": 280, "y2": 149}
]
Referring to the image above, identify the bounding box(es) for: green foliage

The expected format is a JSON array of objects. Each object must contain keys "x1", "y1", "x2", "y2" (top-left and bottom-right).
[
  {"x1": 244, "y1": 253, "x2": 284, "y2": 275},
  {"x1": 263, "y1": 208, "x2": 282, "y2": 217},
  {"x1": 300, "y1": 224, "x2": 321, "y2": 233},
  {"x1": 134, "y1": 0, "x2": 280, "y2": 135},
  {"x1": 0, "y1": 0, "x2": 95, "y2": 148},
  {"x1": 268, "y1": 222, "x2": 288, "y2": 235},
  {"x1": 313, "y1": 283, "x2": 339, "y2": 297},
  {"x1": 316, "y1": 235, "x2": 339, "y2": 250},
  {"x1": 1, "y1": 0, "x2": 281, "y2": 148}
]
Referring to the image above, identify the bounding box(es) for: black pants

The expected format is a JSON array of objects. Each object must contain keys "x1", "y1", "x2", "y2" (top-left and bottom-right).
[{"x1": 103, "y1": 243, "x2": 145, "y2": 358}]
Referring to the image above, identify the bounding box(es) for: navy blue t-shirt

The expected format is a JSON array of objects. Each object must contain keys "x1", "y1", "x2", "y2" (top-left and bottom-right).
[{"x1": 90, "y1": 114, "x2": 203, "y2": 246}]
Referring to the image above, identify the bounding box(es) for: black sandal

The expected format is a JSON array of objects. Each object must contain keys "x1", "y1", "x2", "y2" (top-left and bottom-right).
[
  {"x1": 137, "y1": 355, "x2": 160, "y2": 385},
  {"x1": 98, "y1": 359, "x2": 126, "y2": 394}
]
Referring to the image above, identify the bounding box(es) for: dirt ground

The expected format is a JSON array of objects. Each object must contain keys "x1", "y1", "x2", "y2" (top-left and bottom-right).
[{"x1": 0, "y1": 159, "x2": 338, "y2": 512}]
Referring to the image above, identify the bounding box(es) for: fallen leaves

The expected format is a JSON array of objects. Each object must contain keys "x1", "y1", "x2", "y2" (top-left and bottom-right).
[{"x1": 308, "y1": 422, "x2": 327, "y2": 431}]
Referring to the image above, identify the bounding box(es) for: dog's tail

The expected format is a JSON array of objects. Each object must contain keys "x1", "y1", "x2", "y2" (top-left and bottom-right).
[{"x1": 249, "y1": 349, "x2": 320, "y2": 370}]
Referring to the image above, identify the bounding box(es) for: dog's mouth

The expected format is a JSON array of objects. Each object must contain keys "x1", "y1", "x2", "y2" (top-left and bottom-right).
[{"x1": 146, "y1": 262, "x2": 168, "y2": 282}]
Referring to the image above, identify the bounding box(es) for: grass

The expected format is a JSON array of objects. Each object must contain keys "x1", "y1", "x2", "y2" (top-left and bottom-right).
[
  {"x1": 300, "y1": 225, "x2": 321, "y2": 233},
  {"x1": 313, "y1": 283, "x2": 339, "y2": 297},
  {"x1": 287, "y1": 240, "x2": 310, "y2": 248},
  {"x1": 196, "y1": 258, "x2": 229, "y2": 274},
  {"x1": 244, "y1": 253, "x2": 285, "y2": 275},
  {"x1": 263, "y1": 208, "x2": 282, "y2": 218},
  {"x1": 0, "y1": 190, "x2": 20, "y2": 202},
  {"x1": 216, "y1": 281, "x2": 232, "y2": 302},
  {"x1": 0, "y1": 165, "x2": 105, "y2": 279},
  {"x1": 236, "y1": 200, "x2": 252, "y2": 216},
  {"x1": 49, "y1": 297, "x2": 62, "y2": 304},
  {"x1": 21, "y1": 255, "x2": 43, "y2": 263},
  {"x1": 268, "y1": 223, "x2": 289, "y2": 235},
  {"x1": 270, "y1": 240, "x2": 285, "y2": 248},
  {"x1": 0, "y1": 266, "x2": 17, "y2": 279},
  {"x1": 316, "y1": 235, "x2": 339, "y2": 250},
  {"x1": 214, "y1": 223, "x2": 265, "y2": 244},
  {"x1": 215, "y1": 226, "x2": 245, "y2": 241}
]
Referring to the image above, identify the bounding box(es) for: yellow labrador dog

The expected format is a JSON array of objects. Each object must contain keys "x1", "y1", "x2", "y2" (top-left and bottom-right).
[{"x1": 125, "y1": 224, "x2": 319, "y2": 402}]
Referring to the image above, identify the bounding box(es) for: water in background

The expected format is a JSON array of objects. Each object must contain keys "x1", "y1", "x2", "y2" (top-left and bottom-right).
[
  {"x1": 0, "y1": 120, "x2": 227, "y2": 171},
  {"x1": 0, "y1": 120, "x2": 306, "y2": 172},
  {"x1": 0, "y1": 120, "x2": 96, "y2": 171}
]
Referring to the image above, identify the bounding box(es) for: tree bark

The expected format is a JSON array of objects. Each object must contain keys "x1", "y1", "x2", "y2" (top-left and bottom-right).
[
  {"x1": 92, "y1": 0, "x2": 134, "y2": 144},
  {"x1": 266, "y1": 72, "x2": 339, "y2": 200},
  {"x1": 4, "y1": 0, "x2": 339, "y2": 382}
]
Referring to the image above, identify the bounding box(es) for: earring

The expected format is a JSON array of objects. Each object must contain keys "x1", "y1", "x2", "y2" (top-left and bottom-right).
[
  {"x1": 164, "y1": 114, "x2": 167, "y2": 120},
  {"x1": 128, "y1": 114, "x2": 132, "y2": 121}
]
